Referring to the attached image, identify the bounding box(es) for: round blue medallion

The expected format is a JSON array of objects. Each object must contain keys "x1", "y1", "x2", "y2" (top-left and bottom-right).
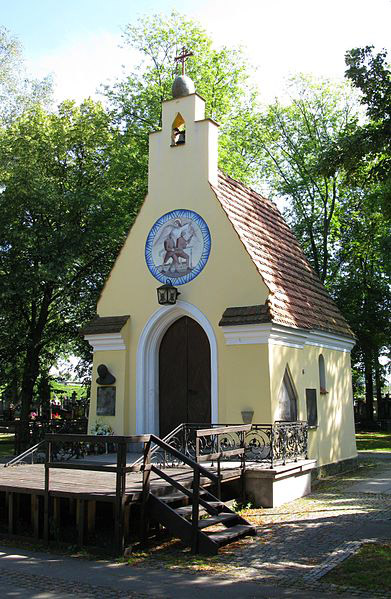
[{"x1": 145, "y1": 209, "x2": 211, "y2": 285}]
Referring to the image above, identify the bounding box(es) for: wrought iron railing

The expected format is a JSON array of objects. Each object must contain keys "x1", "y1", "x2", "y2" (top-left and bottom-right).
[{"x1": 148, "y1": 421, "x2": 308, "y2": 469}]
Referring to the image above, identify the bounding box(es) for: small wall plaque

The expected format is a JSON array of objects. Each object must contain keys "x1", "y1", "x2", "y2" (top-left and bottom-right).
[
  {"x1": 97, "y1": 386, "x2": 116, "y2": 416},
  {"x1": 306, "y1": 388, "x2": 318, "y2": 427}
]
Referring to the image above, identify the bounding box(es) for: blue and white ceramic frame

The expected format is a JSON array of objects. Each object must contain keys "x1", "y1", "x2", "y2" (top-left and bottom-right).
[{"x1": 145, "y1": 209, "x2": 211, "y2": 285}]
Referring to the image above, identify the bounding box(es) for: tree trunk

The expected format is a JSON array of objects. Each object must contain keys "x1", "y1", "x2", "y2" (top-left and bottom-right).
[
  {"x1": 19, "y1": 343, "x2": 41, "y2": 451},
  {"x1": 18, "y1": 286, "x2": 53, "y2": 451},
  {"x1": 38, "y1": 374, "x2": 51, "y2": 421},
  {"x1": 375, "y1": 357, "x2": 383, "y2": 421},
  {"x1": 363, "y1": 349, "x2": 374, "y2": 422}
]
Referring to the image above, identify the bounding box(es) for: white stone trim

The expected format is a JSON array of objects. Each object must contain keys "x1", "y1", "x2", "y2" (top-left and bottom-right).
[
  {"x1": 136, "y1": 301, "x2": 218, "y2": 435},
  {"x1": 304, "y1": 329, "x2": 355, "y2": 352},
  {"x1": 222, "y1": 323, "x2": 355, "y2": 352},
  {"x1": 84, "y1": 333, "x2": 126, "y2": 352}
]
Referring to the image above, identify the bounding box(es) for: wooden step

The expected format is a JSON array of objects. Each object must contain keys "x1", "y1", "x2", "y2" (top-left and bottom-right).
[
  {"x1": 204, "y1": 524, "x2": 256, "y2": 547},
  {"x1": 198, "y1": 513, "x2": 239, "y2": 529},
  {"x1": 175, "y1": 501, "x2": 224, "y2": 517},
  {"x1": 160, "y1": 488, "x2": 209, "y2": 504}
]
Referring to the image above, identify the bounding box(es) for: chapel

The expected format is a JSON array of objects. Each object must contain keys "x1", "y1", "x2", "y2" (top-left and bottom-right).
[{"x1": 82, "y1": 62, "x2": 357, "y2": 476}]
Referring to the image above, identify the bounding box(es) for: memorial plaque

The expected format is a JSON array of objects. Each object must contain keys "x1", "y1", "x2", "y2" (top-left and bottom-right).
[
  {"x1": 97, "y1": 386, "x2": 116, "y2": 416},
  {"x1": 306, "y1": 388, "x2": 318, "y2": 427}
]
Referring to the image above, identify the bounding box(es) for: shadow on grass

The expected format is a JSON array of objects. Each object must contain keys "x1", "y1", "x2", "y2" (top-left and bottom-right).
[{"x1": 323, "y1": 542, "x2": 391, "y2": 592}]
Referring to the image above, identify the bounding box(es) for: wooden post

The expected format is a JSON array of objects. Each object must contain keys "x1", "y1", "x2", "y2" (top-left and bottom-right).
[
  {"x1": 77, "y1": 498, "x2": 85, "y2": 546},
  {"x1": 241, "y1": 431, "x2": 246, "y2": 503},
  {"x1": 124, "y1": 504, "x2": 130, "y2": 543},
  {"x1": 69, "y1": 497, "x2": 76, "y2": 518},
  {"x1": 43, "y1": 440, "x2": 51, "y2": 543},
  {"x1": 217, "y1": 434, "x2": 221, "y2": 500},
  {"x1": 31, "y1": 494, "x2": 39, "y2": 538},
  {"x1": 53, "y1": 497, "x2": 61, "y2": 535},
  {"x1": 141, "y1": 439, "x2": 151, "y2": 544},
  {"x1": 8, "y1": 492, "x2": 14, "y2": 535},
  {"x1": 115, "y1": 440, "x2": 127, "y2": 553},
  {"x1": 87, "y1": 500, "x2": 96, "y2": 537},
  {"x1": 191, "y1": 465, "x2": 200, "y2": 554}
]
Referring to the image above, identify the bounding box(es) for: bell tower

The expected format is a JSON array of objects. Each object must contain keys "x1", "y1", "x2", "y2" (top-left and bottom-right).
[{"x1": 148, "y1": 52, "x2": 219, "y2": 199}]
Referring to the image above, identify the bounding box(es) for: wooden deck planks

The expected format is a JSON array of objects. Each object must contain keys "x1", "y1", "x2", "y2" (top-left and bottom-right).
[{"x1": 0, "y1": 464, "x2": 241, "y2": 502}]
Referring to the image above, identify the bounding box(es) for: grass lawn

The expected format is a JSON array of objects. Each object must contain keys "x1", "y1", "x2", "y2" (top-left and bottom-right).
[
  {"x1": 324, "y1": 543, "x2": 391, "y2": 592},
  {"x1": 0, "y1": 433, "x2": 14, "y2": 457},
  {"x1": 356, "y1": 431, "x2": 391, "y2": 452}
]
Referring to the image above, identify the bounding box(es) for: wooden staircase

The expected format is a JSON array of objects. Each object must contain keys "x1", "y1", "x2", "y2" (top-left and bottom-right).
[{"x1": 142, "y1": 428, "x2": 256, "y2": 555}]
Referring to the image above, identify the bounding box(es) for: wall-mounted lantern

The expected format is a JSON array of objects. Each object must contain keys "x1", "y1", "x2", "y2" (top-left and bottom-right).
[{"x1": 157, "y1": 280, "x2": 181, "y2": 305}]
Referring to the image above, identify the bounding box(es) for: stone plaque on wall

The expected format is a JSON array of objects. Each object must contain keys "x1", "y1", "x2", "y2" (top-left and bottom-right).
[{"x1": 97, "y1": 386, "x2": 116, "y2": 416}]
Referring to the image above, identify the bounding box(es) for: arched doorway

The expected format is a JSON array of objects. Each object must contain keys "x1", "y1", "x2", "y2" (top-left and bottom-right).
[{"x1": 159, "y1": 316, "x2": 211, "y2": 437}]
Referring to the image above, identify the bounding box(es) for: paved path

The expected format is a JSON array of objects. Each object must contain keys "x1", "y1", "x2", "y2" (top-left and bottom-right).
[
  {"x1": 346, "y1": 465, "x2": 391, "y2": 494},
  {"x1": 0, "y1": 455, "x2": 390, "y2": 597},
  {"x1": 0, "y1": 546, "x2": 350, "y2": 599}
]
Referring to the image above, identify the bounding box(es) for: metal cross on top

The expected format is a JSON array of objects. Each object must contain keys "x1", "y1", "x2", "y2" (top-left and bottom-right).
[{"x1": 175, "y1": 46, "x2": 194, "y2": 76}]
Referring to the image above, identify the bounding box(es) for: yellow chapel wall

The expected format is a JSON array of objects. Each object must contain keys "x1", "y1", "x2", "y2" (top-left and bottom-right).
[
  {"x1": 269, "y1": 343, "x2": 357, "y2": 466},
  {"x1": 88, "y1": 321, "x2": 131, "y2": 435},
  {"x1": 89, "y1": 93, "x2": 271, "y2": 434}
]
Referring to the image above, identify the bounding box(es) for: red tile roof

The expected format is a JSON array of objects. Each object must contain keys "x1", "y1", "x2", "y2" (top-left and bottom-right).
[{"x1": 212, "y1": 171, "x2": 353, "y2": 338}]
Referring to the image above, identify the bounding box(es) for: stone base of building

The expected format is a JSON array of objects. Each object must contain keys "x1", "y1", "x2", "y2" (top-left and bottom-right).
[
  {"x1": 244, "y1": 459, "x2": 317, "y2": 508},
  {"x1": 312, "y1": 455, "x2": 359, "y2": 482}
]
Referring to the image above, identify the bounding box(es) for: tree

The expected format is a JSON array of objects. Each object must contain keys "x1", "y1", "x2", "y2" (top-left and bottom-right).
[
  {"x1": 318, "y1": 46, "x2": 391, "y2": 419},
  {"x1": 0, "y1": 100, "x2": 142, "y2": 445},
  {"x1": 332, "y1": 190, "x2": 391, "y2": 420},
  {"x1": 323, "y1": 46, "x2": 391, "y2": 217},
  {"x1": 0, "y1": 26, "x2": 52, "y2": 124},
  {"x1": 104, "y1": 11, "x2": 259, "y2": 185},
  {"x1": 232, "y1": 76, "x2": 360, "y2": 283}
]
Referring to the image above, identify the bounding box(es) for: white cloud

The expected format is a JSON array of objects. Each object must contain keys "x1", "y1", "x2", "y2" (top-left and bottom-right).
[
  {"x1": 193, "y1": 0, "x2": 391, "y2": 101},
  {"x1": 26, "y1": 0, "x2": 391, "y2": 105},
  {"x1": 27, "y1": 31, "x2": 138, "y2": 104}
]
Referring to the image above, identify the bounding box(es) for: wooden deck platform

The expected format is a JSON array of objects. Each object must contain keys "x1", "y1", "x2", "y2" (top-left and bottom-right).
[
  {"x1": 0, "y1": 462, "x2": 241, "y2": 503},
  {"x1": 0, "y1": 430, "x2": 253, "y2": 553}
]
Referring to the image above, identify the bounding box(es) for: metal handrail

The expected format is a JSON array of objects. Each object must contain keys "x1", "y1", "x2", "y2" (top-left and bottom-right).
[
  {"x1": 148, "y1": 434, "x2": 218, "y2": 482},
  {"x1": 4, "y1": 440, "x2": 46, "y2": 468},
  {"x1": 129, "y1": 422, "x2": 186, "y2": 468}
]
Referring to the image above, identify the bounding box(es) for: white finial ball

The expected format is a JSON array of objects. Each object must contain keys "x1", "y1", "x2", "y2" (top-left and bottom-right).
[{"x1": 172, "y1": 75, "x2": 195, "y2": 98}]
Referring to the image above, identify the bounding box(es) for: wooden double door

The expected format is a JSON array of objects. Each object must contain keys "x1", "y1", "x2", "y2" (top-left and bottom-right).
[{"x1": 159, "y1": 316, "x2": 211, "y2": 437}]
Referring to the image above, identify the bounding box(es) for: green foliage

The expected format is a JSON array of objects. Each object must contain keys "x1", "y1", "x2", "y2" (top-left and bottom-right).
[
  {"x1": 105, "y1": 11, "x2": 258, "y2": 184},
  {"x1": 356, "y1": 432, "x2": 391, "y2": 452},
  {"x1": 323, "y1": 46, "x2": 391, "y2": 217},
  {"x1": 0, "y1": 99, "x2": 143, "y2": 424},
  {"x1": 0, "y1": 434, "x2": 14, "y2": 457},
  {"x1": 237, "y1": 75, "x2": 360, "y2": 283},
  {"x1": 0, "y1": 26, "x2": 52, "y2": 124},
  {"x1": 50, "y1": 381, "x2": 87, "y2": 401}
]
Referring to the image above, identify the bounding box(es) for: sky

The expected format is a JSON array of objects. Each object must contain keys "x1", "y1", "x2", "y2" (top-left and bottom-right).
[{"x1": 1, "y1": 0, "x2": 391, "y2": 104}]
